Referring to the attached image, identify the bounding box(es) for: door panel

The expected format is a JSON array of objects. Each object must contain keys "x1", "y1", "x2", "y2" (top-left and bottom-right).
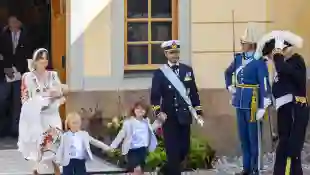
[{"x1": 51, "y1": 0, "x2": 66, "y2": 119}]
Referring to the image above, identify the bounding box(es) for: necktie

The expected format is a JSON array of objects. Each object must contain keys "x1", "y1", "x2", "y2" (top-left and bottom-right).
[
  {"x1": 13, "y1": 32, "x2": 18, "y2": 54},
  {"x1": 171, "y1": 65, "x2": 179, "y2": 75}
]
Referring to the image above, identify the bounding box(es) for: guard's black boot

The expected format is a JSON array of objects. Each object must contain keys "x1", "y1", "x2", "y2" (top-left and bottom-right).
[
  {"x1": 251, "y1": 170, "x2": 259, "y2": 175},
  {"x1": 157, "y1": 164, "x2": 168, "y2": 175},
  {"x1": 235, "y1": 170, "x2": 250, "y2": 175}
]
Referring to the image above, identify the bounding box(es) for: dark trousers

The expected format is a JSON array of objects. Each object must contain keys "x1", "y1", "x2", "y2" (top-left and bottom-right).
[
  {"x1": 0, "y1": 80, "x2": 21, "y2": 137},
  {"x1": 63, "y1": 159, "x2": 87, "y2": 175},
  {"x1": 0, "y1": 81, "x2": 9, "y2": 136},
  {"x1": 162, "y1": 118, "x2": 190, "y2": 175},
  {"x1": 274, "y1": 102, "x2": 309, "y2": 175},
  {"x1": 236, "y1": 109, "x2": 260, "y2": 173},
  {"x1": 127, "y1": 147, "x2": 148, "y2": 172}
]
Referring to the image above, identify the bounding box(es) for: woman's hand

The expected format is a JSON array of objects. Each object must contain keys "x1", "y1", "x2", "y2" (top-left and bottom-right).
[
  {"x1": 59, "y1": 97, "x2": 66, "y2": 105},
  {"x1": 49, "y1": 90, "x2": 61, "y2": 97},
  {"x1": 61, "y1": 84, "x2": 69, "y2": 95}
]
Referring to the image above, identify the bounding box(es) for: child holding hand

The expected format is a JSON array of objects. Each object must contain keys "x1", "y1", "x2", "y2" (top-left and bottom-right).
[
  {"x1": 56, "y1": 112, "x2": 110, "y2": 175},
  {"x1": 110, "y1": 101, "x2": 162, "y2": 175}
]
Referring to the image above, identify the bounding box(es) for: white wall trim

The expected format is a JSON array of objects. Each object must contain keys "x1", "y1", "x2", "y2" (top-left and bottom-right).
[{"x1": 179, "y1": 0, "x2": 192, "y2": 65}]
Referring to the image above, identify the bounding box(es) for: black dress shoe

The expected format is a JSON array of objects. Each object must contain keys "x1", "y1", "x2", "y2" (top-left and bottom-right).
[
  {"x1": 235, "y1": 170, "x2": 250, "y2": 175},
  {"x1": 158, "y1": 164, "x2": 168, "y2": 175},
  {"x1": 251, "y1": 170, "x2": 259, "y2": 175}
]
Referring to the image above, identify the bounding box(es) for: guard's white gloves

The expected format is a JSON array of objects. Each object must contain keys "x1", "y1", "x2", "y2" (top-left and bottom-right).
[
  {"x1": 228, "y1": 85, "x2": 236, "y2": 94},
  {"x1": 256, "y1": 109, "x2": 266, "y2": 121},
  {"x1": 263, "y1": 98, "x2": 272, "y2": 109},
  {"x1": 274, "y1": 35, "x2": 285, "y2": 50}
]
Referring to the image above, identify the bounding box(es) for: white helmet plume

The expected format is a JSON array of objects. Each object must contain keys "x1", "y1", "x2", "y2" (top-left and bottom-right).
[{"x1": 254, "y1": 30, "x2": 303, "y2": 59}]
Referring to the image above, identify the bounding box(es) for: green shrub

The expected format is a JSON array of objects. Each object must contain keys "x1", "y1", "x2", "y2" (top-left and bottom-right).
[{"x1": 105, "y1": 116, "x2": 216, "y2": 170}]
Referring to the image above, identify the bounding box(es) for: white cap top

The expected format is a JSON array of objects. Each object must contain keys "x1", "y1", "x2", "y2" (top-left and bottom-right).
[
  {"x1": 161, "y1": 40, "x2": 180, "y2": 50},
  {"x1": 240, "y1": 22, "x2": 262, "y2": 43}
]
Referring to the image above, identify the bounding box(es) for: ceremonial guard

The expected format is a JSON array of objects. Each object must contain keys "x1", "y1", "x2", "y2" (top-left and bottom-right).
[
  {"x1": 224, "y1": 23, "x2": 271, "y2": 175},
  {"x1": 255, "y1": 31, "x2": 308, "y2": 175},
  {"x1": 151, "y1": 40, "x2": 204, "y2": 175}
]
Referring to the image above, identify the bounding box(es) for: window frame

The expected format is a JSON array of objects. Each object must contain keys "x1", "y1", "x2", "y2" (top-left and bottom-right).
[{"x1": 124, "y1": 0, "x2": 179, "y2": 71}]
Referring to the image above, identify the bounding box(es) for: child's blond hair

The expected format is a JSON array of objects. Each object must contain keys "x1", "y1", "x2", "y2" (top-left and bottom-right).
[{"x1": 65, "y1": 112, "x2": 81, "y2": 131}]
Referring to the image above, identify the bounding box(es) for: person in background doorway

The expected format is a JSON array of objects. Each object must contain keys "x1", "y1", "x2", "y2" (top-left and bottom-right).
[{"x1": 0, "y1": 15, "x2": 32, "y2": 137}]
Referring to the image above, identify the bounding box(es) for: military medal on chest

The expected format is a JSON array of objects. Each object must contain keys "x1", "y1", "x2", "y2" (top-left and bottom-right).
[{"x1": 184, "y1": 72, "x2": 192, "y2": 81}]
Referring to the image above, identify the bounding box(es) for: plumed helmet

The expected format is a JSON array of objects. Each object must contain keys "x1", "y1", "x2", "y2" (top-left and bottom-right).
[
  {"x1": 240, "y1": 22, "x2": 263, "y2": 44},
  {"x1": 254, "y1": 30, "x2": 303, "y2": 59}
]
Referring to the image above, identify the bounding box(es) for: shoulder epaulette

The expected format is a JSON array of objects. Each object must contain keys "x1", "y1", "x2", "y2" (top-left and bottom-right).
[{"x1": 234, "y1": 53, "x2": 242, "y2": 57}]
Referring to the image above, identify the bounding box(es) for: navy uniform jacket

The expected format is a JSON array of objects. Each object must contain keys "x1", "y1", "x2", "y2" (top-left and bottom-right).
[
  {"x1": 224, "y1": 53, "x2": 271, "y2": 110},
  {"x1": 151, "y1": 63, "x2": 202, "y2": 125}
]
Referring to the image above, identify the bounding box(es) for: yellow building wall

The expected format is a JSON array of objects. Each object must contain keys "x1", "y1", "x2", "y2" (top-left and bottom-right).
[
  {"x1": 191, "y1": 0, "x2": 310, "y2": 89},
  {"x1": 70, "y1": 0, "x2": 112, "y2": 77},
  {"x1": 83, "y1": 2, "x2": 112, "y2": 77},
  {"x1": 267, "y1": 0, "x2": 310, "y2": 65},
  {"x1": 69, "y1": 0, "x2": 310, "y2": 85},
  {"x1": 191, "y1": 0, "x2": 269, "y2": 89}
]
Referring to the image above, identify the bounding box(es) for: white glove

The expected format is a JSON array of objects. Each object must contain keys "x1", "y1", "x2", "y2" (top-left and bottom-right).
[
  {"x1": 263, "y1": 98, "x2": 272, "y2": 109},
  {"x1": 256, "y1": 109, "x2": 266, "y2": 121},
  {"x1": 196, "y1": 115, "x2": 204, "y2": 127},
  {"x1": 274, "y1": 35, "x2": 285, "y2": 50},
  {"x1": 228, "y1": 85, "x2": 236, "y2": 94},
  {"x1": 151, "y1": 119, "x2": 163, "y2": 130}
]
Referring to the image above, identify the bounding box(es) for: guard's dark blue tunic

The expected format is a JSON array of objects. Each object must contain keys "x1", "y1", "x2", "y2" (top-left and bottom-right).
[
  {"x1": 151, "y1": 63, "x2": 202, "y2": 175},
  {"x1": 224, "y1": 52, "x2": 271, "y2": 173},
  {"x1": 225, "y1": 53, "x2": 270, "y2": 110}
]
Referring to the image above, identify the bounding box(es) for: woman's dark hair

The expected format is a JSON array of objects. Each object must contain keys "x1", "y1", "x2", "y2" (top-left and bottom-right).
[{"x1": 129, "y1": 100, "x2": 150, "y2": 118}]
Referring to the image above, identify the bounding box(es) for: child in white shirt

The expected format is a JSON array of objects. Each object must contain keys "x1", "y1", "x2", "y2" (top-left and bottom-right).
[
  {"x1": 56, "y1": 112, "x2": 109, "y2": 175},
  {"x1": 110, "y1": 101, "x2": 162, "y2": 175}
]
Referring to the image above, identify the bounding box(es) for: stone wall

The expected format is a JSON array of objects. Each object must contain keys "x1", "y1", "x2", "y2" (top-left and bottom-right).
[{"x1": 66, "y1": 88, "x2": 269, "y2": 156}]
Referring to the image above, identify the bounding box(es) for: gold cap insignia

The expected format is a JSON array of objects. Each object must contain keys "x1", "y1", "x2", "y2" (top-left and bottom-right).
[{"x1": 171, "y1": 42, "x2": 177, "y2": 49}]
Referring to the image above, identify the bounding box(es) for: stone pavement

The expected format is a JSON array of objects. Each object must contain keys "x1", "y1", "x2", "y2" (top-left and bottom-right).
[
  {"x1": 0, "y1": 149, "x2": 124, "y2": 175},
  {"x1": 0, "y1": 138, "x2": 122, "y2": 175},
  {"x1": 0, "y1": 138, "x2": 217, "y2": 175},
  {"x1": 0, "y1": 147, "x2": 217, "y2": 174}
]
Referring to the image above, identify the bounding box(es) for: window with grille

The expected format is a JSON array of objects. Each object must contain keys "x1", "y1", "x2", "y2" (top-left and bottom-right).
[{"x1": 124, "y1": 0, "x2": 178, "y2": 71}]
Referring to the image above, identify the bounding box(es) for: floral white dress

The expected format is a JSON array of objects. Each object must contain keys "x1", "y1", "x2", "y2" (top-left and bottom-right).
[{"x1": 18, "y1": 71, "x2": 64, "y2": 172}]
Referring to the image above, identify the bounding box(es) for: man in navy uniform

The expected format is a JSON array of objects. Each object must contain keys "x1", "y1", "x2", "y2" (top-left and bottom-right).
[
  {"x1": 151, "y1": 40, "x2": 203, "y2": 175},
  {"x1": 255, "y1": 31, "x2": 308, "y2": 175},
  {"x1": 224, "y1": 23, "x2": 271, "y2": 175}
]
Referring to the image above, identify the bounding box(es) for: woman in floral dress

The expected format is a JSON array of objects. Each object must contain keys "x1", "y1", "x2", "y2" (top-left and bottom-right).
[{"x1": 18, "y1": 48, "x2": 67, "y2": 175}]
